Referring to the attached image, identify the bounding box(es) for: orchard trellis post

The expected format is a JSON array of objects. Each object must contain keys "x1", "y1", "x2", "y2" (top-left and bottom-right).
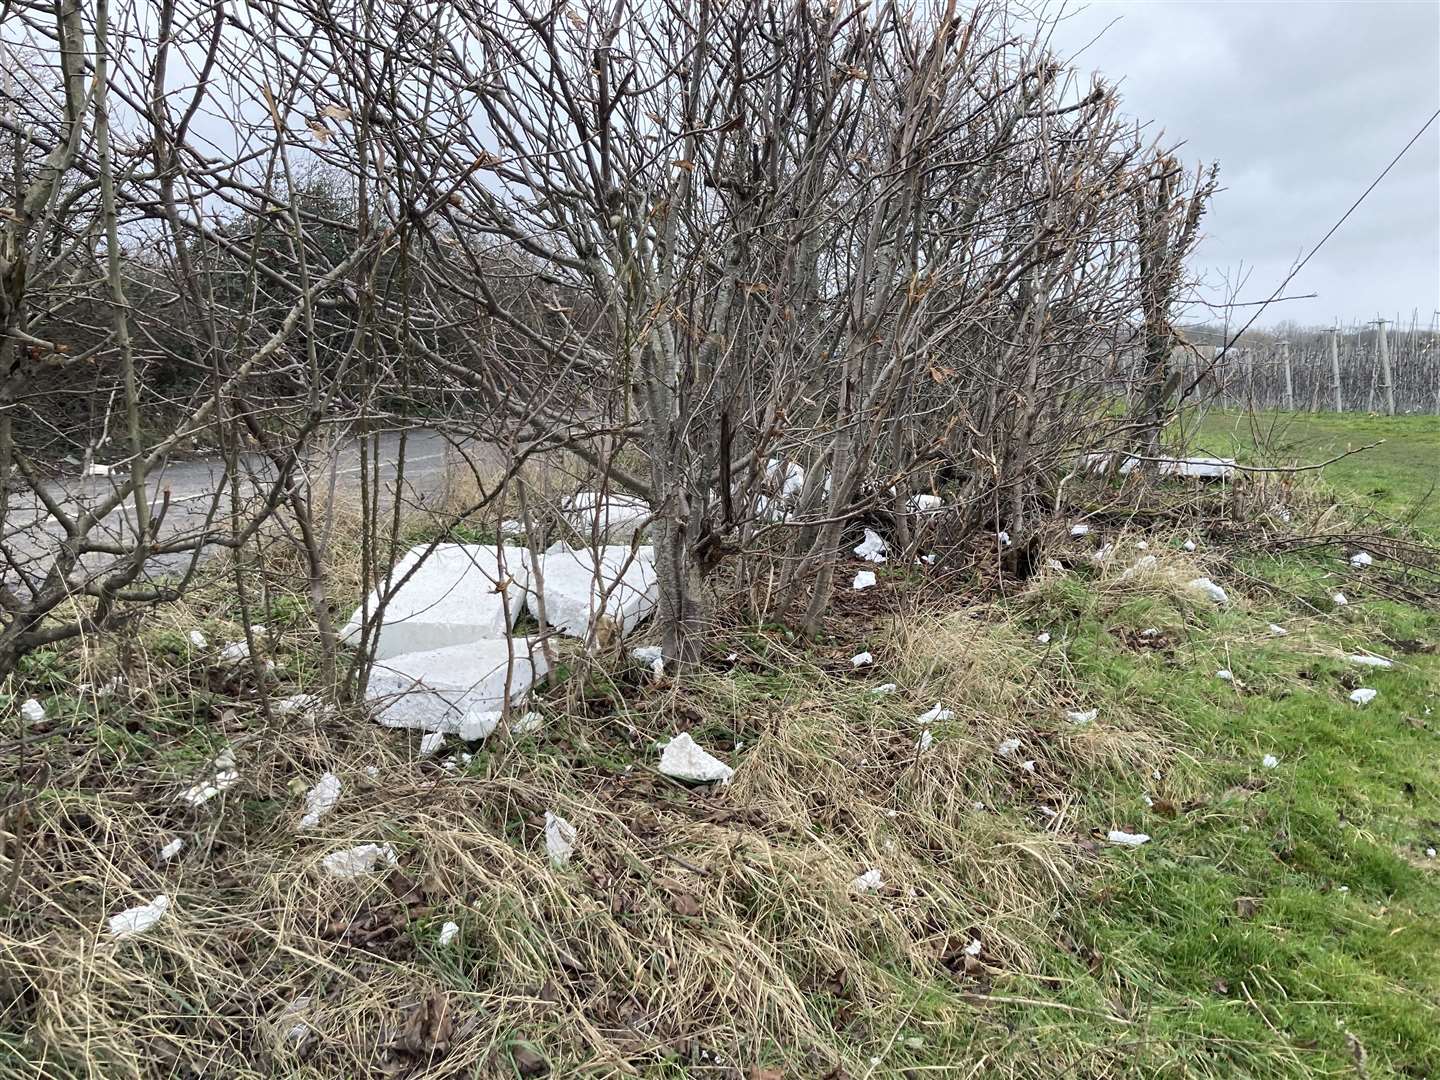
[{"x1": 1375, "y1": 318, "x2": 1395, "y2": 415}]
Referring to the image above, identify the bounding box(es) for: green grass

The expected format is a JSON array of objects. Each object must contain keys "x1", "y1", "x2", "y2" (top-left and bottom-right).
[{"x1": 1183, "y1": 411, "x2": 1440, "y2": 534}]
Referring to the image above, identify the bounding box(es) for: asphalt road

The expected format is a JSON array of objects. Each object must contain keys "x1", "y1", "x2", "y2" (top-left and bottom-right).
[{"x1": 2, "y1": 429, "x2": 487, "y2": 586}]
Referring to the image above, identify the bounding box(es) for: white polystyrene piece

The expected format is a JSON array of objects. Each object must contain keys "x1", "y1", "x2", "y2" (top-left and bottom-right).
[
  {"x1": 632, "y1": 645, "x2": 665, "y2": 675},
  {"x1": 1349, "y1": 688, "x2": 1378, "y2": 706},
  {"x1": 438, "y1": 921, "x2": 459, "y2": 947},
  {"x1": 533, "y1": 545, "x2": 657, "y2": 640},
  {"x1": 1118, "y1": 554, "x2": 1158, "y2": 581},
  {"x1": 851, "y1": 651, "x2": 873, "y2": 668},
  {"x1": 19, "y1": 698, "x2": 44, "y2": 723},
  {"x1": 180, "y1": 748, "x2": 239, "y2": 806},
  {"x1": 366, "y1": 637, "x2": 549, "y2": 732},
  {"x1": 1188, "y1": 577, "x2": 1229, "y2": 604},
  {"x1": 852, "y1": 570, "x2": 877, "y2": 591},
  {"x1": 1262, "y1": 754, "x2": 1279, "y2": 769},
  {"x1": 108, "y1": 894, "x2": 169, "y2": 939},
  {"x1": 1108, "y1": 830, "x2": 1150, "y2": 846},
  {"x1": 544, "y1": 810, "x2": 576, "y2": 868},
  {"x1": 1157, "y1": 456, "x2": 1235, "y2": 479},
  {"x1": 187, "y1": 630, "x2": 208, "y2": 649},
  {"x1": 321, "y1": 842, "x2": 397, "y2": 879},
  {"x1": 1349, "y1": 550, "x2": 1373, "y2": 568},
  {"x1": 996, "y1": 738, "x2": 1022, "y2": 759},
  {"x1": 342, "y1": 544, "x2": 532, "y2": 659},
  {"x1": 1216, "y1": 669, "x2": 1234, "y2": 682},
  {"x1": 1066, "y1": 708, "x2": 1098, "y2": 726},
  {"x1": 871, "y1": 683, "x2": 898, "y2": 695},
  {"x1": 916, "y1": 704, "x2": 954, "y2": 725},
  {"x1": 851, "y1": 868, "x2": 884, "y2": 893},
  {"x1": 158, "y1": 837, "x2": 184, "y2": 862},
  {"x1": 917, "y1": 729, "x2": 935, "y2": 751},
  {"x1": 298, "y1": 772, "x2": 341, "y2": 829},
  {"x1": 1140, "y1": 627, "x2": 1159, "y2": 638},
  {"x1": 1347, "y1": 654, "x2": 1393, "y2": 669},
  {"x1": 1070, "y1": 524, "x2": 1090, "y2": 538},
  {"x1": 419, "y1": 732, "x2": 446, "y2": 756},
  {"x1": 908, "y1": 493, "x2": 942, "y2": 512},
  {"x1": 276, "y1": 693, "x2": 321, "y2": 716},
  {"x1": 854, "y1": 528, "x2": 888, "y2": 563},
  {"x1": 1036, "y1": 632, "x2": 1051, "y2": 644},
  {"x1": 510, "y1": 711, "x2": 544, "y2": 735},
  {"x1": 1268, "y1": 624, "x2": 1289, "y2": 636},
  {"x1": 658, "y1": 732, "x2": 734, "y2": 784},
  {"x1": 1332, "y1": 592, "x2": 1348, "y2": 606},
  {"x1": 219, "y1": 640, "x2": 250, "y2": 664},
  {"x1": 565, "y1": 491, "x2": 653, "y2": 542}
]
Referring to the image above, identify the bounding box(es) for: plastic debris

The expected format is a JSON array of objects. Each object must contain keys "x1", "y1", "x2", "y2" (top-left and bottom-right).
[
  {"x1": 631, "y1": 645, "x2": 665, "y2": 676},
  {"x1": 1332, "y1": 592, "x2": 1348, "y2": 606},
  {"x1": 909, "y1": 493, "x2": 943, "y2": 512},
  {"x1": 158, "y1": 837, "x2": 184, "y2": 862},
  {"x1": 321, "y1": 842, "x2": 398, "y2": 878},
  {"x1": 19, "y1": 698, "x2": 44, "y2": 723},
  {"x1": 187, "y1": 630, "x2": 208, "y2": 649},
  {"x1": 1182, "y1": 540, "x2": 1197, "y2": 552},
  {"x1": 419, "y1": 731, "x2": 446, "y2": 756},
  {"x1": 437, "y1": 921, "x2": 459, "y2": 947},
  {"x1": 1070, "y1": 524, "x2": 1090, "y2": 538},
  {"x1": 276, "y1": 693, "x2": 321, "y2": 716},
  {"x1": 1262, "y1": 754, "x2": 1279, "y2": 769},
  {"x1": 1216, "y1": 669, "x2": 1234, "y2": 682},
  {"x1": 458, "y1": 707, "x2": 503, "y2": 741},
  {"x1": 1036, "y1": 632, "x2": 1051, "y2": 644},
  {"x1": 108, "y1": 894, "x2": 169, "y2": 939},
  {"x1": 658, "y1": 732, "x2": 734, "y2": 784},
  {"x1": 1268, "y1": 623, "x2": 1288, "y2": 636},
  {"x1": 916, "y1": 703, "x2": 954, "y2": 725},
  {"x1": 1346, "y1": 654, "x2": 1393, "y2": 669},
  {"x1": 963, "y1": 937, "x2": 983, "y2": 957},
  {"x1": 852, "y1": 570, "x2": 877, "y2": 591},
  {"x1": 1045, "y1": 558, "x2": 1064, "y2": 571},
  {"x1": 871, "y1": 683, "x2": 898, "y2": 695},
  {"x1": 1139, "y1": 627, "x2": 1160, "y2": 638},
  {"x1": 854, "y1": 528, "x2": 888, "y2": 563},
  {"x1": 298, "y1": 772, "x2": 341, "y2": 829},
  {"x1": 1349, "y1": 688, "x2": 1378, "y2": 706},
  {"x1": 1187, "y1": 577, "x2": 1228, "y2": 604},
  {"x1": 996, "y1": 737, "x2": 1022, "y2": 759},
  {"x1": 1021, "y1": 759, "x2": 1037, "y2": 773},
  {"x1": 1136, "y1": 540, "x2": 1149, "y2": 550},
  {"x1": 1065, "y1": 708, "x2": 1098, "y2": 726},
  {"x1": 180, "y1": 749, "x2": 240, "y2": 807},
  {"x1": 85, "y1": 462, "x2": 116, "y2": 478},
  {"x1": 852, "y1": 868, "x2": 885, "y2": 893},
  {"x1": 510, "y1": 711, "x2": 544, "y2": 735},
  {"x1": 1090, "y1": 543, "x2": 1114, "y2": 565},
  {"x1": 1119, "y1": 554, "x2": 1158, "y2": 581},
  {"x1": 1349, "y1": 551, "x2": 1373, "y2": 568},
  {"x1": 1107, "y1": 830, "x2": 1150, "y2": 847},
  {"x1": 996, "y1": 530, "x2": 1011, "y2": 547},
  {"x1": 219, "y1": 640, "x2": 250, "y2": 664},
  {"x1": 544, "y1": 810, "x2": 576, "y2": 868},
  {"x1": 851, "y1": 651, "x2": 874, "y2": 668},
  {"x1": 917, "y1": 729, "x2": 934, "y2": 751},
  {"x1": 1427, "y1": 848, "x2": 1436, "y2": 859},
  {"x1": 919, "y1": 553, "x2": 937, "y2": 565}
]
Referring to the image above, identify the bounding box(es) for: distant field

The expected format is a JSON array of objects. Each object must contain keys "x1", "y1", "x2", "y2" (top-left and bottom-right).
[{"x1": 1183, "y1": 412, "x2": 1440, "y2": 533}]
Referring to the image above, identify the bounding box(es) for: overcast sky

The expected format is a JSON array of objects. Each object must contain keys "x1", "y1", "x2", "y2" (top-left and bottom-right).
[{"x1": 1043, "y1": 0, "x2": 1440, "y2": 330}]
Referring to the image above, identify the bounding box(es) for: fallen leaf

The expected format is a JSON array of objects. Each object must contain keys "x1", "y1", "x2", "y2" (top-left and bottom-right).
[
  {"x1": 321, "y1": 104, "x2": 351, "y2": 121},
  {"x1": 669, "y1": 891, "x2": 702, "y2": 917},
  {"x1": 511, "y1": 1042, "x2": 549, "y2": 1077}
]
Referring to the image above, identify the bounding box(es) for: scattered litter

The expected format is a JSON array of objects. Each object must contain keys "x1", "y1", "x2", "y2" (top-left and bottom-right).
[
  {"x1": 1152, "y1": 768, "x2": 1162, "y2": 781},
  {"x1": 1349, "y1": 551, "x2": 1373, "y2": 568},
  {"x1": 419, "y1": 732, "x2": 446, "y2": 756},
  {"x1": 1070, "y1": 524, "x2": 1090, "y2": 538},
  {"x1": 996, "y1": 530, "x2": 1011, "y2": 547},
  {"x1": 219, "y1": 640, "x2": 250, "y2": 664},
  {"x1": 1347, "y1": 654, "x2": 1393, "y2": 669},
  {"x1": 180, "y1": 749, "x2": 240, "y2": 806},
  {"x1": 1089, "y1": 543, "x2": 1114, "y2": 565},
  {"x1": 1039, "y1": 805, "x2": 1057, "y2": 819},
  {"x1": 1349, "y1": 688, "x2": 1378, "y2": 706},
  {"x1": 19, "y1": 698, "x2": 44, "y2": 723},
  {"x1": 852, "y1": 868, "x2": 885, "y2": 893},
  {"x1": 158, "y1": 837, "x2": 184, "y2": 862},
  {"x1": 1262, "y1": 754, "x2": 1279, "y2": 769},
  {"x1": 963, "y1": 937, "x2": 983, "y2": 957},
  {"x1": 510, "y1": 711, "x2": 544, "y2": 735},
  {"x1": 1035, "y1": 632, "x2": 1051, "y2": 644},
  {"x1": 725, "y1": 652, "x2": 738, "y2": 662},
  {"x1": 1332, "y1": 592, "x2": 1348, "y2": 606},
  {"x1": 437, "y1": 921, "x2": 459, "y2": 947},
  {"x1": 916, "y1": 729, "x2": 934, "y2": 752},
  {"x1": 852, "y1": 570, "x2": 877, "y2": 591},
  {"x1": 996, "y1": 737, "x2": 1022, "y2": 759},
  {"x1": 658, "y1": 732, "x2": 734, "y2": 784},
  {"x1": 1337, "y1": 885, "x2": 1349, "y2": 893},
  {"x1": 851, "y1": 651, "x2": 873, "y2": 668},
  {"x1": 298, "y1": 772, "x2": 342, "y2": 829},
  {"x1": 458, "y1": 707, "x2": 503, "y2": 741},
  {"x1": 1139, "y1": 627, "x2": 1159, "y2": 638},
  {"x1": 631, "y1": 645, "x2": 665, "y2": 676},
  {"x1": 916, "y1": 703, "x2": 954, "y2": 725},
  {"x1": 1187, "y1": 577, "x2": 1229, "y2": 604},
  {"x1": 1216, "y1": 669, "x2": 1234, "y2": 682},
  {"x1": 1066, "y1": 708, "x2": 1098, "y2": 726},
  {"x1": 187, "y1": 630, "x2": 208, "y2": 649},
  {"x1": 1143, "y1": 795, "x2": 1154, "y2": 807},
  {"x1": 1136, "y1": 540, "x2": 1149, "y2": 550},
  {"x1": 1021, "y1": 759, "x2": 1036, "y2": 773},
  {"x1": 854, "y1": 528, "x2": 888, "y2": 563},
  {"x1": 321, "y1": 842, "x2": 398, "y2": 879},
  {"x1": 919, "y1": 553, "x2": 937, "y2": 565},
  {"x1": 364, "y1": 765, "x2": 379, "y2": 778},
  {"x1": 108, "y1": 894, "x2": 169, "y2": 939},
  {"x1": 85, "y1": 462, "x2": 116, "y2": 477},
  {"x1": 871, "y1": 683, "x2": 898, "y2": 695},
  {"x1": 1119, "y1": 554, "x2": 1158, "y2": 581},
  {"x1": 1268, "y1": 623, "x2": 1289, "y2": 636},
  {"x1": 544, "y1": 810, "x2": 577, "y2": 868},
  {"x1": 276, "y1": 693, "x2": 321, "y2": 716},
  {"x1": 909, "y1": 493, "x2": 943, "y2": 512},
  {"x1": 1182, "y1": 540, "x2": 1197, "y2": 552},
  {"x1": 1107, "y1": 830, "x2": 1150, "y2": 847},
  {"x1": 1428, "y1": 848, "x2": 1436, "y2": 859}
]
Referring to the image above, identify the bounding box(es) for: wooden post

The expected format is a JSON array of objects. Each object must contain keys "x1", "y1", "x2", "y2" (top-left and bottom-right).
[
  {"x1": 1376, "y1": 318, "x2": 1395, "y2": 415},
  {"x1": 1279, "y1": 339, "x2": 1294, "y2": 411},
  {"x1": 1328, "y1": 325, "x2": 1342, "y2": 412}
]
